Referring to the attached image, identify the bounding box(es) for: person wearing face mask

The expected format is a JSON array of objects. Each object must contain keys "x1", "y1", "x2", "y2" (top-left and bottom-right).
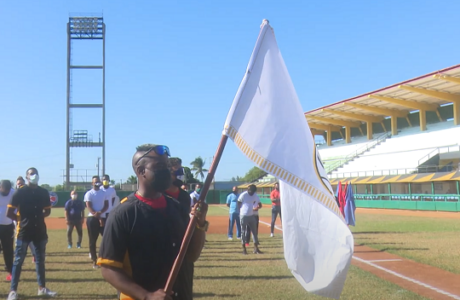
[
  {"x1": 6, "y1": 168, "x2": 57, "y2": 300},
  {"x1": 15, "y1": 177, "x2": 25, "y2": 190},
  {"x1": 164, "y1": 157, "x2": 195, "y2": 299},
  {"x1": 189, "y1": 184, "x2": 201, "y2": 208},
  {"x1": 84, "y1": 176, "x2": 109, "y2": 269},
  {"x1": 0, "y1": 180, "x2": 15, "y2": 282},
  {"x1": 98, "y1": 144, "x2": 208, "y2": 300},
  {"x1": 238, "y1": 184, "x2": 262, "y2": 255},
  {"x1": 101, "y1": 174, "x2": 118, "y2": 226},
  {"x1": 12, "y1": 176, "x2": 37, "y2": 264},
  {"x1": 64, "y1": 191, "x2": 85, "y2": 249},
  {"x1": 166, "y1": 158, "x2": 190, "y2": 213}
]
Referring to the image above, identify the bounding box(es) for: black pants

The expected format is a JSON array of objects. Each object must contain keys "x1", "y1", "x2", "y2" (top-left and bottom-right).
[
  {"x1": 245, "y1": 215, "x2": 259, "y2": 244},
  {"x1": 87, "y1": 217, "x2": 103, "y2": 262},
  {"x1": 67, "y1": 220, "x2": 83, "y2": 245},
  {"x1": 271, "y1": 206, "x2": 282, "y2": 234},
  {"x1": 0, "y1": 224, "x2": 14, "y2": 273}
]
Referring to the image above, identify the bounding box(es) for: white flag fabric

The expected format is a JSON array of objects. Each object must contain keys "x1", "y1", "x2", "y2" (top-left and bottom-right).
[{"x1": 223, "y1": 20, "x2": 354, "y2": 299}]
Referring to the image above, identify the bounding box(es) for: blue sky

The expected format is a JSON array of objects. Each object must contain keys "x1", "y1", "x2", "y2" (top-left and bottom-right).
[{"x1": 1, "y1": 0, "x2": 460, "y2": 186}]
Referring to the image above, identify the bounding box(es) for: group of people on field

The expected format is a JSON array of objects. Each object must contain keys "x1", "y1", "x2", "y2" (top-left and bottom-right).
[
  {"x1": 0, "y1": 170, "x2": 120, "y2": 300},
  {"x1": 1, "y1": 143, "x2": 208, "y2": 300},
  {"x1": 226, "y1": 182, "x2": 282, "y2": 255}
]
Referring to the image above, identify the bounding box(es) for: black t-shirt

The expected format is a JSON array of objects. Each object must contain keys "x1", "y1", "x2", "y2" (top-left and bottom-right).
[
  {"x1": 8, "y1": 185, "x2": 51, "y2": 241},
  {"x1": 98, "y1": 193, "x2": 193, "y2": 300}
]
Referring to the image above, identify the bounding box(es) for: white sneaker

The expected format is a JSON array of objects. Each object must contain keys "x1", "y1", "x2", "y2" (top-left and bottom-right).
[
  {"x1": 38, "y1": 287, "x2": 57, "y2": 297},
  {"x1": 89, "y1": 253, "x2": 91, "y2": 259},
  {"x1": 7, "y1": 291, "x2": 18, "y2": 300},
  {"x1": 270, "y1": 233, "x2": 274, "y2": 237},
  {"x1": 228, "y1": 237, "x2": 233, "y2": 241}
]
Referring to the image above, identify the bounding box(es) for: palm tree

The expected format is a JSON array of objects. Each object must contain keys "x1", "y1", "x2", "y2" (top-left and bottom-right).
[
  {"x1": 190, "y1": 156, "x2": 208, "y2": 181},
  {"x1": 126, "y1": 175, "x2": 137, "y2": 184}
]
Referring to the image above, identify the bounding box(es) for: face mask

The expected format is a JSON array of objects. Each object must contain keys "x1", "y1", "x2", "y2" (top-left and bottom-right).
[
  {"x1": 71, "y1": 195, "x2": 77, "y2": 200},
  {"x1": 0, "y1": 191, "x2": 8, "y2": 197},
  {"x1": 29, "y1": 174, "x2": 39, "y2": 185},
  {"x1": 102, "y1": 180, "x2": 109, "y2": 186},
  {"x1": 196, "y1": 188, "x2": 201, "y2": 193},
  {"x1": 147, "y1": 168, "x2": 171, "y2": 192}
]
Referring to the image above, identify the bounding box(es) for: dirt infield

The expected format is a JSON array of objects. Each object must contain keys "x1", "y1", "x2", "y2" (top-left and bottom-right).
[
  {"x1": 45, "y1": 209, "x2": 460, "y2": 299},
  {"x1": 45, "y1": 215, "x2": 278, "y2": 234}
]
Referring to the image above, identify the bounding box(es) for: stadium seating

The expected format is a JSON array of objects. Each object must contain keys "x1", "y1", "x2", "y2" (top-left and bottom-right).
[{"x1": 326, "y1": 121, "x2": 460, "y2": 177}]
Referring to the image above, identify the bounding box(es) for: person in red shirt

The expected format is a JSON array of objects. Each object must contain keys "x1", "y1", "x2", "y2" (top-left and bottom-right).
[{"x1": 270, "y1": 182, "x2": 281, "y2": 237}]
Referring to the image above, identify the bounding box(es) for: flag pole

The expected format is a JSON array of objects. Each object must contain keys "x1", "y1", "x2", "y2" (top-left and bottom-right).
[
  {"x1": 164, "y1": 19, "x2": 270, "y2": 294},
  {"x1": 164, "y1": 134, "x2": 228, "y2": 294}
]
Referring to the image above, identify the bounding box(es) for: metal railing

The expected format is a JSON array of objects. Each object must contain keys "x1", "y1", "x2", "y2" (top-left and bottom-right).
[
  {"x1": 417, "y1": 144, "x2": 459, "y2": 166},
  {"x1": 325, "y1": 132, "x2": 392, "y2": 173},
  {"x1": 328, "y1": 164, "x2": 458, "y2": 179},
  {"x1": 354, "y1": 193, "x2": 460, "y2": 202}
]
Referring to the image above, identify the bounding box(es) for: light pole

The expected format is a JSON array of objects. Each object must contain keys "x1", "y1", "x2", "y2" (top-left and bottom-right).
[{"x1": 97, "y1": 157, "x2": 101, "y2": 177}]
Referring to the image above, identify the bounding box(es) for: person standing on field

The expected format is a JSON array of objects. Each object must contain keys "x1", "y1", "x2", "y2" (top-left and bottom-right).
[
  {"x1": 84, "y1": 176, "x2": 109, "y2": 269},
  {"x1": 0, "y1": 180, "x2": 15, "y2": 282},
  {"x1": 64, "y1": 191, "x2": 85, "y2": 249},
  {"x1": 270, "y1": 182, "x2": 281, "y2": 237},
  {"x1": 6, "y1": 167, "x2": 57, "y2": 300},
  {"x1": 101, "y1": 174, "x2": 118, "y2": 227}
]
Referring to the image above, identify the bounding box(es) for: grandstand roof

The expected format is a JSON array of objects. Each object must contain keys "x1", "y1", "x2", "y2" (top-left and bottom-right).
[{"x1": 305, "y1": 64, "x2": 460, "y2": 129}]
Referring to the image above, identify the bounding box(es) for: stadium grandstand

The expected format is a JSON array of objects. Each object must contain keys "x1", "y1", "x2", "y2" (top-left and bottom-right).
[
  {"x1": 308, "y1": 63, "x2": 460, "y2": 212},
  {"x1": 237, "y1": 64, "x2": 460, "y2": 212}
]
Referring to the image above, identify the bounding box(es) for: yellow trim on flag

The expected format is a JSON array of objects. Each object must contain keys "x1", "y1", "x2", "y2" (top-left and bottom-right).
[{"x1": 227, "y1": 126, "x2": 344, "y2": 221}]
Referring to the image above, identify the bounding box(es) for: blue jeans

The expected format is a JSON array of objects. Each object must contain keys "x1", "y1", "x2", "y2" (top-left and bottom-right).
[
  {"x1": 11, "y1": 238, "x2": 47, "y2": 291},
  {"x1": 228, "y1": 212, "x2": 241, "y2": 238}
]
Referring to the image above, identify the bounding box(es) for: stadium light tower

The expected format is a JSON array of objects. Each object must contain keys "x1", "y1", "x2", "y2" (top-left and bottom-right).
[{"x1": 65, "y1": 16, "x2": 106, "y2": 188}]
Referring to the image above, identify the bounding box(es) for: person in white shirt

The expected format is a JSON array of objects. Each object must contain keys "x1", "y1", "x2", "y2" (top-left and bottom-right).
[
  {"x1": 0, "y1": 180, "x2": 14, "y2": 281},
  {"x1": 190, "y1": 184, "x2": 201, "y2": 207},
  {"x1": 245, "y1": 189, "x2": 262, "y2": 245},
  {"x1": 101, "y1": 174, "x2": 118, "y2": 223},
  {"x1": 238, "y1": 184, "x2": 262, "y2": 255},
  {"x1": 84, "y1": 176, "x2": 109, "y2": 269}
]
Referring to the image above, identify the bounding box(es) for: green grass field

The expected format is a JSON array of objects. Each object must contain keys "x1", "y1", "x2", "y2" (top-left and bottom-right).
[
  {"x1": 351, "y1": 213, "x2": 460, "y2": 274},
  {"x1": 0, "y1": 231, "x2": 427, "y2": 300},
  {"x1": 15, "y1": 206, "x2": 454, "y2": 299}
]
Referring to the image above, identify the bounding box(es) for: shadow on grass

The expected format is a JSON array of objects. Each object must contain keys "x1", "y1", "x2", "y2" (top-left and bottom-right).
[
  {"x1": 195, "y1": 265, "x2": 240, "y2": 268},
  {"x1": 19, "y1": 294, "x2": 116, "y2": 299},
  {"x1": 196, "y1": 275, "x2": 292, "y2": 280},
  {"x1": 21, "y1": 277, "x2": 106, "y2": 283},
  {"x1": 47, "y1": 252, "x2": 88, "y2": 257},
  {"x1": 199, "y1": 257, "x2": 284, "y2": 262},
  {"x1": 381, "y1": 247, "x2": 429, "y2": 251},
  {"x1": 353, "y1": 231, "x2": 403, "y2": 234},
  {"x1": 358, "y1": 242, "x2": 402, "y2": 246},
  {"x1": 194, "y1": 292, "x2": 239, "y2": 298}
]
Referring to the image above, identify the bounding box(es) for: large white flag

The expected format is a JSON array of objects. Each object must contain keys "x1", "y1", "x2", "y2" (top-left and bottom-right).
[{"x1": 223, "y1": 20, "x2": 354, "y2": 299}]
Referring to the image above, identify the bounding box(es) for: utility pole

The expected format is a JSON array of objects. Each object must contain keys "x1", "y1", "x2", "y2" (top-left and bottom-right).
[{"x1": 97, "y1": 157, "x2": 101, "y2": 177}]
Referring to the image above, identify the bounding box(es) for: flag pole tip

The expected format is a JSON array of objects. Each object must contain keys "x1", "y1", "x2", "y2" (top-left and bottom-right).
[{"x1": 261, "y1": 19, "x2": 269, "y2": 27}]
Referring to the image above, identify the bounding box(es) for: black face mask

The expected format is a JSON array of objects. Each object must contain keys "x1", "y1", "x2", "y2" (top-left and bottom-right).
[
  {"x1": 173, "y1": 179, "x2": 183, "y2": 188},
  {"x1": 149, "y1": 168, "x2": 171, "y2": 192}
]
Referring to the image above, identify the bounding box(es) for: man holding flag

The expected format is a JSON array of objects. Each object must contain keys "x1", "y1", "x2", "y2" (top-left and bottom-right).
[{"x1": 109, "y1": 19, "x2": 354, "y2": 300}]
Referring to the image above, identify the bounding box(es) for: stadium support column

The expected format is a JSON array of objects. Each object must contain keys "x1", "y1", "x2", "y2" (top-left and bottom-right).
[
  {"x1": 391, "y1": 116, "x2": 397, "y2": 136},
  {"x1": 454, "y1": 102, "x2": 460, "y2": 126},
  {"x1": 326, "y1": 127, "x2": 332, "y2": 146},
  {"x1": 366, "y1": 122, "x2": 373, "y2": 140},
  {"x1": 419, "y1": 109, "x2": 426, "y2": 131},
  {"x1": 345, "y1": 126, "x2": 351, "y2": 143}
]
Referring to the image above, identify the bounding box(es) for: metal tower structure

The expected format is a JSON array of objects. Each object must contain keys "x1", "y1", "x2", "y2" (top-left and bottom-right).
[{"x1": 65, "y1": 16, "x2": 105, "y2": 188}]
